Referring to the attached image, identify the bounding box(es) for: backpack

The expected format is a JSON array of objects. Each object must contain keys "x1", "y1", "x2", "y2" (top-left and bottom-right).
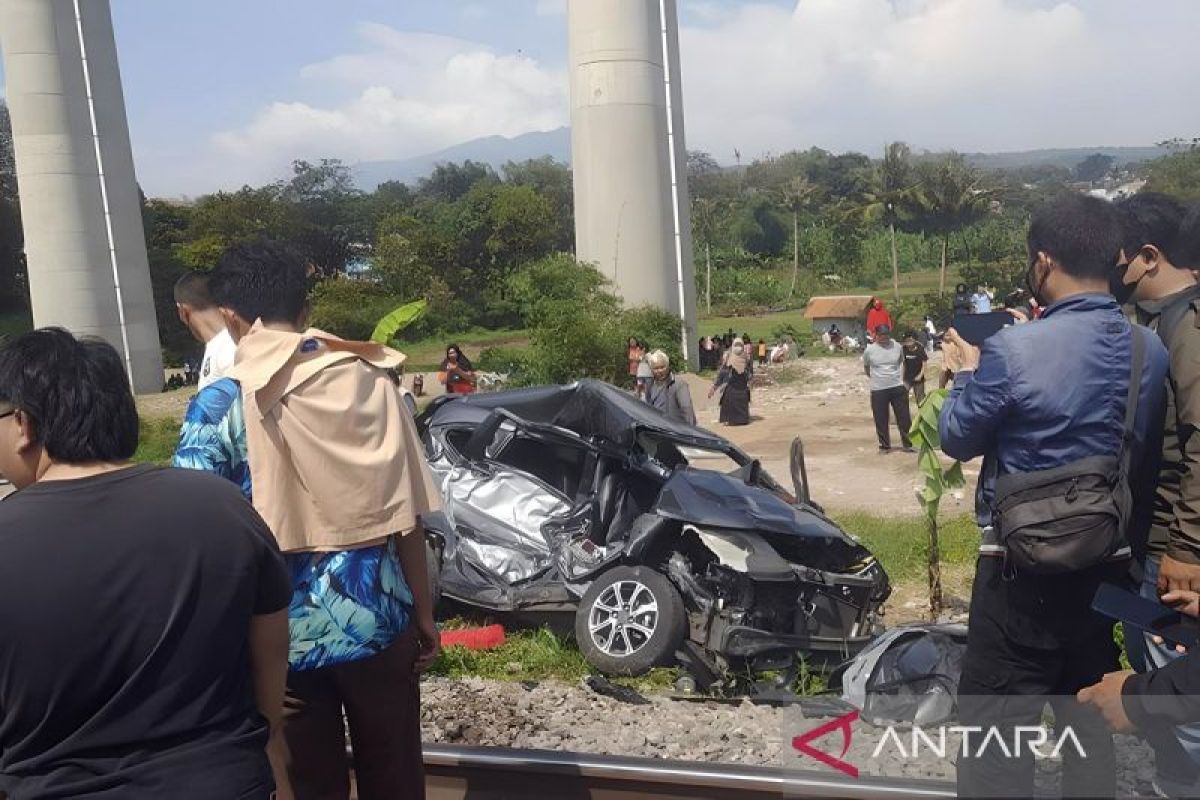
[{"x1": 990, "y1": 328, "x2": 1145, "y2": 574}]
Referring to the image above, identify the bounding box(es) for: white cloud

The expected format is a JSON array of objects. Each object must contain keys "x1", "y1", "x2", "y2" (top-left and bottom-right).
[
  {"x1": 678, "y1": 0, "x2": 1200, "y2": 162},
  {"x1": 156, "y1": 0, "x2": 1200, "y2": 195},
  {"x1": 208, "y1": 23, "x2": 567, "y2": 188}
]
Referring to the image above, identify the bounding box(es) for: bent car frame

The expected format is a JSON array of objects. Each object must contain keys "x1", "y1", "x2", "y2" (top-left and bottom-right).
[{"x1": 417, "y1": 380, "x2": 890, "y2": 682}]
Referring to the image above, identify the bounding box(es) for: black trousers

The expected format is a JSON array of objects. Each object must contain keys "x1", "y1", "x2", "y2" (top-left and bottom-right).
[
  {"x1": 956, "y1": 557, "x2": 1119, "y2": 799},
  {"x1": 283, "y1": 627, "x2": 424, "y2": 800},
  {"x1": 869, "y1": 385, "x2": 912, "y2": 449}
]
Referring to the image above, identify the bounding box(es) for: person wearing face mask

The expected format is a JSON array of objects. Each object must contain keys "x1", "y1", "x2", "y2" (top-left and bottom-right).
[
  {"x1": 939, "y1": 194, "x2": 1169, "y2": 799},
  {"x1": 708, "y1": 338, "x2": 752, "y2": 425},
  {"x1": 1074, "y1": 195, "x2": 1200, "y2": 794}
]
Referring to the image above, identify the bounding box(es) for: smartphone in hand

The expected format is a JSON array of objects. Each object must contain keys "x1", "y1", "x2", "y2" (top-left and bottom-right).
[
  {"x1": 950, "y1": 311, "x2": 1016, "y2": 346},
  {"x1": 1092, "y1": 582, "x2": 1200, "y2": 649}
]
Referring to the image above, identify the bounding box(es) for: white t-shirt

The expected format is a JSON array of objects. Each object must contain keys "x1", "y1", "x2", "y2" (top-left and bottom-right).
[{"x1": 199, "y1": 329, "x2": 237, "y2": 390}]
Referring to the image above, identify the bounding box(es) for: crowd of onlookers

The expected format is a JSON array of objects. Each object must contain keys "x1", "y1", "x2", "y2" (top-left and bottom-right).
[{"x1": 12, "y1": 190, "x2": 1200, "y2": 799}]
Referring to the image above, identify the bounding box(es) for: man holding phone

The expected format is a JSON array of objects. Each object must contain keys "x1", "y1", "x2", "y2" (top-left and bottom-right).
[{"x1": 939, "y1": 194, "x2": 1168, "y2": 798}]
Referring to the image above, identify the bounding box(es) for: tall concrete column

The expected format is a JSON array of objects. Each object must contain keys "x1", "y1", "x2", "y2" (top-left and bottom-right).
[
  {"x1": 0, "y1": 0, "x2": 162, "y2": 392},
  {"x1": 568, "y1": 0, "x2": 698, "y2": 367}
]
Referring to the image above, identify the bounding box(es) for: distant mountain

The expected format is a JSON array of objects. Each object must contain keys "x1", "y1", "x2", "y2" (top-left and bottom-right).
[
  {"x1": 961, "y1": 146, "x2": 1171, "y2": 172},
  {"x1": 353, "y1": 130, "x2": 1170, "y2": 190},
  {"x1": 353, "y1": 128, "x2": 572, "y2": 190}
]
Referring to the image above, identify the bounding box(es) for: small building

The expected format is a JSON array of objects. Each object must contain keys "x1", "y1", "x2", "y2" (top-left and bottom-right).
[{"x1": 804, "y1": 295, "x2": 875, "y2": 342}]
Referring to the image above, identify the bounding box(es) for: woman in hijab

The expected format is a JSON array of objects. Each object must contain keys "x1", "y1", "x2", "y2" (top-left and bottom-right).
[{"x1": 708, "y1": 337, "x2": 752, "y2": 425}]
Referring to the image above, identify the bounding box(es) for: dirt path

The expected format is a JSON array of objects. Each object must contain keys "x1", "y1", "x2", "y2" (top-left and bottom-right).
[
  {"x1": 678, "y1": 354, "x2": 980, "y2": 518},
  {"x1": 138, "y1": 355, "x2": 979, "y2": 520}
]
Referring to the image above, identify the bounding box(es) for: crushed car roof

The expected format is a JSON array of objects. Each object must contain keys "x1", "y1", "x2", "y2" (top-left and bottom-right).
[{"x1": 425, "y1": 379, "x2": 732, "y2": 451}]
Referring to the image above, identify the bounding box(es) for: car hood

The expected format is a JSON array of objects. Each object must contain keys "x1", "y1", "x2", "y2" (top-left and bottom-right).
[{"x1": 656, "y1": 467, "x2": 855, "y2": 543}]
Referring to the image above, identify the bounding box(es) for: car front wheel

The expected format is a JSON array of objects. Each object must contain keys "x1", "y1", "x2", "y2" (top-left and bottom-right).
[{"x1": 574, "y1": 566, "x2": 686, "y2": 676}]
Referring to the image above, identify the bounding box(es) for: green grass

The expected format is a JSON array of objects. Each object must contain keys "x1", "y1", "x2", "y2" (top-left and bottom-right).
[
  {"x1": 697, "y1": 308, "x2": 811, "y2": 342},
  {"x1": 133, "y1": 417, "x2": 180, "y2": 465},
  {"x1": 872, "y1": 268, "x2": 962, "y2": 299},
  {"x1": 399, "y1": 328, "x2": 530, "y2": 371},
  {"x1": 428, "y1": 625, "x2": 680, "y2": 692},
  {"x1": 832, "y1": 512, "x2": 978, "y2": 583}
]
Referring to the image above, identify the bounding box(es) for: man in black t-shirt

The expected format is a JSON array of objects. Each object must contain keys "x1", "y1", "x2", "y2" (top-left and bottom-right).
[
  {"x1": 0, "y1": 329, "x2": 292, "y2": 799},
  {"x1": 901, "y1": 331, "x2": 929, "y2": 403}
]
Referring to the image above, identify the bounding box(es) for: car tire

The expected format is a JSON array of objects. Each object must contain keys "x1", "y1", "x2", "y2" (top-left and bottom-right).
[
  {"x1": 575, "y1": 566, "x2": 686, "y2": 677},
  {"x1": 425, "y1": 538, "x2": 443, "y2": 611}
]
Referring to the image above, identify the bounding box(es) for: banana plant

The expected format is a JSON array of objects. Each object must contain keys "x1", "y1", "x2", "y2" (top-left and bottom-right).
[
  {"x1": 370, "y1": 299, "x2": 428, "y2": 346},
  {"x1": 909, "y1": 388, "x2": 965, "y2": 618}
]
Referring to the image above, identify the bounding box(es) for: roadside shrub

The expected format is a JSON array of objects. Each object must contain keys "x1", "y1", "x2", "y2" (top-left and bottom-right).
[
  {"x1": 308, "y1": 277, "x2": 399, "y2": 341},
  {"x1": 891, "y1": 291, "x2": 956, "y2": 334},
  {"x1": 621, "y1": 305, "x2": 684, "y2": 369},
  {"x1": 476, "y1": 346, "x2": 534, "y2": 382}
]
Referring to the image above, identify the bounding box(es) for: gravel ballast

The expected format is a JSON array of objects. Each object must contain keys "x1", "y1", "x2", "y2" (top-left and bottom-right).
[{"x1": 420, "y1": 676, "x2": 1162, "y2": 797}]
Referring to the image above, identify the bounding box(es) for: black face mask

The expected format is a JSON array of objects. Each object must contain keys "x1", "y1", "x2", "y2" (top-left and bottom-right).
[
  {"x1": 1025, "y1": 257, "x2": 1049, "y2": 307},
  {"x1": 1109, "y1": 260, "x2": 1143, "y2": 306}
]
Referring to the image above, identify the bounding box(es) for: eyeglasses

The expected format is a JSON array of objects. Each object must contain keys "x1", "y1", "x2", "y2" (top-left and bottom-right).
[{"x1": 0, "y1": 410, "x2": 13, "y2": 421}]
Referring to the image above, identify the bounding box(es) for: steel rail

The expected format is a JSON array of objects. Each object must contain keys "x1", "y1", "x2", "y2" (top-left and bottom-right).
[{"x1": 422, "y1": 744, "x2": 957, "y2": 799}]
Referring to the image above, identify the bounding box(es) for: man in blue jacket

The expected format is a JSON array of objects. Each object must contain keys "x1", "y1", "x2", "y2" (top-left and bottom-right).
[{"x1": 940, "y1": 194, "x2": 1169, "y2": 798}]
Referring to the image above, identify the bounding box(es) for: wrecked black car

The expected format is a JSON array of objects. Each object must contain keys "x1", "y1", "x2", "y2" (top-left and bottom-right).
[{"x1": 416, "y1": 380, "x2": 890, "y2": 679}]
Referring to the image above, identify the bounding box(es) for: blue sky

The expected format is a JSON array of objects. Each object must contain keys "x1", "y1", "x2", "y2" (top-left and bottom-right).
[{"x1": 3, "y1": 0, "x2": 1197, "y2": 198}]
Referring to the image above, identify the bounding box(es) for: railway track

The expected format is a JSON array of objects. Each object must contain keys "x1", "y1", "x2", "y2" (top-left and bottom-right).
[{"x1": 423, "y1": 744, "x2": 956, "y2": 800}]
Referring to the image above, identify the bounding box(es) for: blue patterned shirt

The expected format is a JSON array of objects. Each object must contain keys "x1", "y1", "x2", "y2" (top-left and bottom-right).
[{"x1": 173, "y1": 378, "x2": 412, "y2": 672}]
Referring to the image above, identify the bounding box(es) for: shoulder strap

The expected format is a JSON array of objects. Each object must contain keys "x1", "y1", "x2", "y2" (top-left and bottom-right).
[{"x1": 1120, "y1": 326, "x2": 1147, "y2": 460}]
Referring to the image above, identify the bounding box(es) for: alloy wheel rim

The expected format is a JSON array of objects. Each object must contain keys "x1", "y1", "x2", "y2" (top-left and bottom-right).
[{"x1": 588, "y1": 580, "x2": 659, "y2": 657}]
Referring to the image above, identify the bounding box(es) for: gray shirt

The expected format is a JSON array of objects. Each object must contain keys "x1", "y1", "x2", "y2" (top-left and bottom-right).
[
  {"x1": 863, "y1": 341, "x2": 904, "y2": 392},
  {"x1": 645, "y1": 375, "x2": 696, "y2": 426}
]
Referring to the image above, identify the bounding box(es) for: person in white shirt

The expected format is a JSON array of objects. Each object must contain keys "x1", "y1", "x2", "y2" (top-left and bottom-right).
[{"x1": 174, "y1": 272, "x2": 237, "y2": 390}]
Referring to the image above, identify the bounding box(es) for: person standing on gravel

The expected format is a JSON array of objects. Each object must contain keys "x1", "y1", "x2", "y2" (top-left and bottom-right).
[
  {"x1": 1076, "y1": 195, "x2": 1200, "y2": 794},
  {"x1": 900, "y1": 331, "x2": 928, "y2": 404},
  {"x1": 862, "y1": 324, "x2": 912, "y2": 453},
  {"x1": 173, "y1": 240, "x2": 442, "y2": 800},
  {"x1": 940, "y1": 194, "x2": 1168, "y2": 799}
]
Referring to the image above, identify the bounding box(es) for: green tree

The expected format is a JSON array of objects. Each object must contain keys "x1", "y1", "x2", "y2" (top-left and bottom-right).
[
  {"x1": 418, "y1": 160, "x2": 497, "y2": 202},
  {"x1": 733, "y1": 198, "x2": 788, "y2": 257},
  {"x1": 856, "y1": 142, "x2": 917, "y2": 301},
  {"x1": 0, "y1": 100, "x2": 26, "y2": 313},
  {"x1": 691, "y1": 196, "x2": 726, "y2": 313},
  {"x1": 1144, "y1": 149, "x2": 1200, "y2": 201},
  {"x1": 282, "y1": 159, "x2": 363, "y2": 277},
  {"x1": 913, "y1": 153, "x2": 993, "y2": 294},
  {"x1": 502, "y1": 157, "x2": 574, "y2": 252},
  {"x1": 1073, "y1": 153, "x2": 1116, "y2": 183},
  {"x1": 778, "y1": 176, "x2": 821, "y2": 300},
  {"x1": 174, "y1": 185, "x2": 297, "y2": 269},
  {"x1": 372, "y1": 220, "x2": 436, "y2": 302},
  {"x1": 0, "y1": 101, "x2": 15, "y2": 200},
  {"x1": 484, "y1": 184, "x2": 557, "y2": 274}
]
